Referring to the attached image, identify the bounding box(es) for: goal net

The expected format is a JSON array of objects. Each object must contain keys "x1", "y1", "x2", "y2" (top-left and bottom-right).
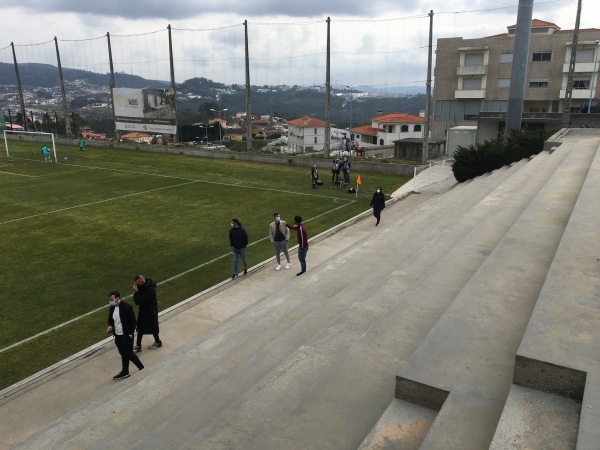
[{"x1": 3, "y1": 130, "x2": 57, "y2": 163}]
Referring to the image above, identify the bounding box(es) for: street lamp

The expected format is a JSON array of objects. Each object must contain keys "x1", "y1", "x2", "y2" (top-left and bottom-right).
[
  {"x1": 210, "y1": 108, "x2": 228, "y2": 148},
  {"x1": 198, "y1": 124, "x2": 213, "y2": 146},
  {"x1": 345, "y1": 85, "x2": 356, "y2": 153}
]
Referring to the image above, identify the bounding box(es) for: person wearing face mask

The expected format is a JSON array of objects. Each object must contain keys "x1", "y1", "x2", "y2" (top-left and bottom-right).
[
  {"x1": 370, "y1": 187, "x2": 386, "y2": 226},
  {"x1": 229, "y1": 218, "x2": 249, "y2": 279},
  {"x1": 106, "y1": 291, "x2": 144, "y2": 380},
  {"x1": 269, "y1": 212, "x2": 291, "y2": 271}
]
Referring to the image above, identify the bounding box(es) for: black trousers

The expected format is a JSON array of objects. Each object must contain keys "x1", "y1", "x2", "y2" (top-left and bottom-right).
[
  {"x1": 136, "y1": 329, "x2": 161, "y2": 347},
  {"x1": 114, "y1": 334, "x2": 143, "y2": 374}
]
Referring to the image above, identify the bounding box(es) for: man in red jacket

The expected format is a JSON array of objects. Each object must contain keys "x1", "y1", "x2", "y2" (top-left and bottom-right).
[{"x1": 284, "y1": 215, "x2": 309, "y2": 276}]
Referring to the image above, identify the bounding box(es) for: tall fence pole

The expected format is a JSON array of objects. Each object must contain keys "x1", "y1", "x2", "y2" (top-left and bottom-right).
[
  {"x1": 168, "y1": 25, "x2": 179, "y2": 142},
  {"x1": 324, "y1": 17, "x2": 331, "y2": 158},
  {"x1": 244, "y1": 20, "x2": 252, "y2": 150},
  {"x1": 54, "y1": 37, "x2": 71, "y2": 136},
  {"x1": 11, "y1": 42, "x2": 28, "y2": 131},
  {"x1": 422, "y1": 10, "x2": 433, "y2": 164},
  {"x1": 106, "y1": 32, "x2": 118, "y2": 141}
]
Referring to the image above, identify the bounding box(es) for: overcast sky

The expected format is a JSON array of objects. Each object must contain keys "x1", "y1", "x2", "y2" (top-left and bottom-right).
[{"x1": 1, "y1": 0, "x2": 598, "y2": 89}]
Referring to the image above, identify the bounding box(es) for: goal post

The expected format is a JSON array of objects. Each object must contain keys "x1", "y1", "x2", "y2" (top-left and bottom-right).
[{"x1": 3, "y1": 130, "x2": 57, "y2": 163}]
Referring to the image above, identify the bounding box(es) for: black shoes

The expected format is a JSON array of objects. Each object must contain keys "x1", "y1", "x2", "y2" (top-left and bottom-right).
[
  {"x1": 296, "y1": 271, "x2": 305, "y2": 276},
  {"x1": 133, "y1": 346, "x2": 142, "y2": 353},
  {"x1": 148, "y1": 342, "x2": 162, "y2": 349},
  {"x1": 231, "y1": 273, "x2": 238, "y2": 280},
  {"x1": 244, "y1": 268, "x2": 247, "y2": 275},
  {"x1": 113, "y1": 372, "x2": 130, "y2": 380}
]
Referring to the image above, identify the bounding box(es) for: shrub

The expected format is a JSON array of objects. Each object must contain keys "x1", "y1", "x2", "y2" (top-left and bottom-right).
[{"x1": 452, "y1": 128, "x2": 556, "y2": 182}]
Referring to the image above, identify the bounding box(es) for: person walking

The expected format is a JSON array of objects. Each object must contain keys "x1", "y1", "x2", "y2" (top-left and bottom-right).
[
  {"x1": 106, "y1": 291, "x2": 144, "y2": 380},
  {"x1": 229, "y1": 218, "x2": 248, "y2": 279},
  {"x1": 284, "y1": 215, "x2": 309, "y2": 276},
  {"x1": 132, "y1": 275, "x2": 162, "y2": 352},
  {"x1": 331, "y1": 159, "x2": 337, "y2": 182},
  {"x1": 41, "y1": 145, "x2": 51, "y2": 163},
  {"x1": 79, "y1": 138, "x2": 85, "y2": 151},
  {"x1": 311, "y1": 163, "x2": 319, "y2": 189},
  {"x1": 370, "y1": 187, "x2": 386, "y2": 226},
  {"x1": 269, "y1": 212, "x2": 291, "y2": 271}
]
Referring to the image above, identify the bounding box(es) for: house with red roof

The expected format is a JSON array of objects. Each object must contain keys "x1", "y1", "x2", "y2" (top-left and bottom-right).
[
  {"x1": 349, "y1": 112, "x2": 425, "y2": 148},
  {"x1": 287, "y1": 115, "x2": 328, "y2": 153}
]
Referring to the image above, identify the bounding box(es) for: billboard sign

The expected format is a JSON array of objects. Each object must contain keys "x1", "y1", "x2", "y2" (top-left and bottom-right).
[{"x1": 113, "y1": 87, "x2": 177, "y2": 134}]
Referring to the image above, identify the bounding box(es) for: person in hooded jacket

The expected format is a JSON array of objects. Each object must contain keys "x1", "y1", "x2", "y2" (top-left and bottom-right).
[
  {"x1": 132, "y1": 275, "x2": 162, "y2": 352},
  {"x1": 370, "y1": 187, "x2": 386, "y2": 226}
]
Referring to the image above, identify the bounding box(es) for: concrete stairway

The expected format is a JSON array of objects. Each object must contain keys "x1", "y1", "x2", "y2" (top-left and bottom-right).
[{"x1": 5, "y1": 129, "x2": 600, "y2": 450}]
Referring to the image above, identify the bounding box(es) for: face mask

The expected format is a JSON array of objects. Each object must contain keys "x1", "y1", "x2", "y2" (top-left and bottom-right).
[
  {"x1": 231, "y1": 223, "x2": 234, "y2": 228},
  {"x1": 276, "y1": 217, "x2": 281, "y2": 222},
  {"x1": 109, "y1": 301, "x2": 117, "y2": 307},
  {"x1": 377, "y1": 189, "x2": 381, "y2": 193}
]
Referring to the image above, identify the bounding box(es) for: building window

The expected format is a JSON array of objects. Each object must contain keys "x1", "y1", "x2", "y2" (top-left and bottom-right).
[
  {"x1": 532, "y1": 52, "x2": 551, "y2": 62},
  {"x1": 573, "y1": 77, "x2": 591, "y2": 89},
  {"x1": 400, "y1": 125, "x2": 409, "y2": 132},
  {"x1": 414, "y1": 124, "x2": 422, "y2": 132},
  {"x1": 576, "y1": 49, "x2": 594, "y2": 63},
  {"x1": 464, "y1": 53, "x2": 484, "y2": 66},
  {"x1": 497, "y1": 78, "x2": 511, "y2": 88},
  {"x1": 462, "y1": 77, "x2": 482, "y2": 90},
  {"x1": 528, "y1": 107, "x2": 547, "y2": 112},
  {"x1": 500, "y1": 53, "x2": 513, "y2": 63},
  {"x1": 388, "y1": 125, "x2": 394, "y2": 133},
  {"x1": 529, "y1": 77, "x2": 549, "y2": 88},
  {"x1": 314, "y1": 128, "x2": 317, "y2": 134},
  {"x1": 314, "y1": 137, "x2": 317, "y2": 144}
]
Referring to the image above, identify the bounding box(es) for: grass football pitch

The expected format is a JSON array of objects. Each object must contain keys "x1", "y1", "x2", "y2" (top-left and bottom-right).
[{"x1": 0, "y1": 140, "x2": 410, "y2": 389}]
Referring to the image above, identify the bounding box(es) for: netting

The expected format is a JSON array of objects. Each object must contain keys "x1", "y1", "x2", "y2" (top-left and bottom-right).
[{"x1": 3, "y1": 130, "x2": 57, "y2": 162}]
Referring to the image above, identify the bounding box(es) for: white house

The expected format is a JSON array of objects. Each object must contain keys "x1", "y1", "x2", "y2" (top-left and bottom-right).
[
  {"x1": 353, "y1": 112, "x2": 425, "y2": 147},
  {"x1": 287, "y1": 115, "x2": 328, "y2": 152}
]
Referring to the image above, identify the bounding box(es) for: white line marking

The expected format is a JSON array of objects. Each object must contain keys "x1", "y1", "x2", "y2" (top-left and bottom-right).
[
  {"x1": 0, "y1": 200, "x2": 356, "y2": 354},
  {"x1": 0, "y1": 170, "x2": 35, "y2": 177}
]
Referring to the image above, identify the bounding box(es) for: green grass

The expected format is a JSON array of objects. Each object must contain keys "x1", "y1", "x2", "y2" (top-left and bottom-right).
[{"x1": 0, "y1": 140, "x2": 410, "y2": 389}]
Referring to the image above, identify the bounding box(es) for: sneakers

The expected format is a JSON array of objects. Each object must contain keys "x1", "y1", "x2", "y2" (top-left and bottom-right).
[
  {"x1": 243, "y1": 268, "x2": 247, "y2": 275},
  {"x1": 133, "y1": 346, "x2": 142, "y2": 353},
  {"x1": 285, "y1": 263, "x2": 291, "y2": 269},
  {"x1": 113, "y1": 372, "x2": 130, "y2": 380},
  {"x1": 138, "y1": 364, "x2": 145, "y2": 371},
  {"x1": 276, "y1": 264, "x2": 281, "y2": 271},
  {"x1": 148, "y1": 342, "x2": 162, "y2": 349},
  {"x1": 231, "y1": 273, "x2": 238, "y2": 280}
]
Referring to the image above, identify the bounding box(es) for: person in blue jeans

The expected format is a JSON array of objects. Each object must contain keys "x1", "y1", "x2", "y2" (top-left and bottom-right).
[
  {"x1": 284, "y1": 215, "x2": 309, "y2": 276},
  {"x1": 229, "y1": 218, "x2": 249, "y2": 279}
]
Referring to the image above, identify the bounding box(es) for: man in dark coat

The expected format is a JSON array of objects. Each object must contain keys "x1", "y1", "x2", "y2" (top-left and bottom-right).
[
  {"x1": 133, "y1": 275, "x2": 162, "y2": 352},
  {"x1": 107, "y1": 291, "x2": 144, "y2": 380},
  {"x1": 370, "y1": 187, "x2": 386, "y2": 226},
  {"x1": 229, "y1": 218, "x2": 249, "y2": 279}
]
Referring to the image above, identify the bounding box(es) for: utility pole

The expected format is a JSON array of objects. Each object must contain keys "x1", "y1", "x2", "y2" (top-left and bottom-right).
[
  {"x1": 54, "y1": 37, "x2": 71, "y2": 136},
  {"x1": 422, "y1": 10, "x2": 433, "y2": 164},
  {"x1": 244, "y1": 20, "x2": 252, "y2": 150},
  {"x1": 107, "y1": 32, "x2": 118, "y2": 141},
  {"x1": 167, "y1": 25, "x2": 179, "y2": 142},
  {"x1": 11, "y1": 43, "x2": 28, "y2": 131},
  {"x1": 505, "y1": 0, "x2": 534, "y2": 140},
  {"x1": 562, "y1": 0, "x2": 582, "y2": 128}
]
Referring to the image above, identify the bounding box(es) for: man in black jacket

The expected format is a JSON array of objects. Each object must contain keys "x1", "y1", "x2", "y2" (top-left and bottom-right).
[
  {"x1": 229, "y1": 218, "x2": 249, "y2": 279},
  {"x1": 133, "y1": 275, "x2": 162, "y2": 352},
  {"x1": 107, "y1": 291, "x2": 144, "y2": 380}
]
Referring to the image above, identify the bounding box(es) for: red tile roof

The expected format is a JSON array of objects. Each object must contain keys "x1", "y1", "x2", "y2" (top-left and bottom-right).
[
  {"x1": 371, "y1": 113, "x2": 424, "y2": 124},
  {"x1": 351, "y1": 125, "x2": 378, "y2": 136},
  {"x1": 121, "y1": 132, "x2": 151, "y2": 139},
  {"x1": 507, "y1": 19, "x2": 560, "y2": 30},
  {"x1": 288, "y1": 116, "x2": 327, "y2": 127}
]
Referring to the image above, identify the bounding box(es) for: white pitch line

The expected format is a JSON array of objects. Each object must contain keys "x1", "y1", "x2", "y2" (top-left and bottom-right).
[
  {"x1": 0, "y1": 180, "x2": 200, "y2": 226},
  {"x1": 0, "y1": 200, "x2": 357, "y2": 354},
  {"x1": 0, "y1": 170, "x2": 36, "y2": 177}
]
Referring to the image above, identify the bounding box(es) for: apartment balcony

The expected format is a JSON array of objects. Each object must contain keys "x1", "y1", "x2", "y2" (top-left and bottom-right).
[
  {"x1": 478, "y1": 111, "x2": 563, "y2": 123},
  {"x1": 560, "y1": 88, "x2": 597, "y2": 99},
  {"x1": 454, "y1": 89, "x2": 486, "y2": 99},
  {"x1": 562, "y1": 62, "x2": 597, "y2": 73},
  {"x1": 457, "y1": 65, "x2": 488, "y2": 76}
]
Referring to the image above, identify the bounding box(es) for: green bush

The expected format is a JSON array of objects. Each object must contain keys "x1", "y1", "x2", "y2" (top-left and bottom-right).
[{"x1": 452, "y1": 128, "x2": 555, "y2": 183}]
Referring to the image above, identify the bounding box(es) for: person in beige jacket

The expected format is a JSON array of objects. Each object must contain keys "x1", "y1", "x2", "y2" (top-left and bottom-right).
[{"x1": 269, "y1": 212, "x2": 291, "y2": 271}]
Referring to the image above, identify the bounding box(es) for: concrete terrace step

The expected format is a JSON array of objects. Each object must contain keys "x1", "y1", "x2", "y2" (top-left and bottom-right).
[
  {"x1": 358, "y1": 146, "x2": 576, "y2": 449},
  {"x1": 393, "y1": 140, "x2": 597, "y2": 450},
  {"x1": 490, "y1": 131, "x2": 600, "y2": 450}
]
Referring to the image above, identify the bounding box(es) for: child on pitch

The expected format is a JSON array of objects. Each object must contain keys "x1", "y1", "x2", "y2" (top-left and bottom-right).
[{"x1": 41, "y1": 145, "x2": 51, "y2": 163}]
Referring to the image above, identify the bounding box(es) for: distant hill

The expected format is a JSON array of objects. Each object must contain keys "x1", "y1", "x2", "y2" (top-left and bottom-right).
[{"x1": 0, "y1": 62, "x2": 169, "y2": 89}]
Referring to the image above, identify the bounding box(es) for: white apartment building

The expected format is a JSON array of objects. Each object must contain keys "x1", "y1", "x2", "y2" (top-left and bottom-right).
[
  {"x1": 287, "y1": 115, "x2": 327, "y2": 152},
  {"x1": 433, "y1": 19, "x2": 600, "y2": 143},
  {"x1": 352, "y1": 112, "x2": 424, "y2": 147}
]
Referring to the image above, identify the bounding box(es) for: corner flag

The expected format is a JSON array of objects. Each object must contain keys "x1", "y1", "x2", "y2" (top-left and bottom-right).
[{"x1": 357, "y1": 175, "x2": 361, "y2": 185}]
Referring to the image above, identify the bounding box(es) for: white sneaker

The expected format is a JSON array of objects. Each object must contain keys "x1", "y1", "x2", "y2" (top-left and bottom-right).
[
  {"x1": 276, "y1": 264, "x2": 281, "y2": 271},
  {"x1": 285, "y1": 263, "x2": 291, "y2": 269}
]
